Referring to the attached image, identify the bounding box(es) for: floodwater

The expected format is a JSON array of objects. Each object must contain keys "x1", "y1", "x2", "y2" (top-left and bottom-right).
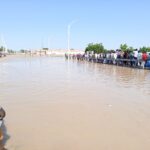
[{"x1": 0, "y1": 56, "x2": 150, "y2": 150}]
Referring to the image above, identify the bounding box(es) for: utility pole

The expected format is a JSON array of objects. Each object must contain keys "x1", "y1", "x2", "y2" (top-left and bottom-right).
[{"x1": 67, "y1": 20, "x2": 77, "y2": 54}]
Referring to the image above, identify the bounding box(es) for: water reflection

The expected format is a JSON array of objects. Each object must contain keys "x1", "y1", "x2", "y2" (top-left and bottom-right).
[
  {"x1": 74, "y1": 60, "x2": 150, "y2": 95},
  {"x1": 0, "y1": 57, "x2": 150, "y2": 100},
  {"x1": 0, "y1": 57, "x2": 149, "y2": 99}
]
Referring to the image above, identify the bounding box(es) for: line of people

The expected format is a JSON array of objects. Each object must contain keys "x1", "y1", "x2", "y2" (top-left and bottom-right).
[{"x1": 65, "y1": 50, "x2": 150, "y2": 69}]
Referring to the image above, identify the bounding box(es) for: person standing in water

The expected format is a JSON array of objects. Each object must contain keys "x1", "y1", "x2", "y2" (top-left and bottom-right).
[{"x1": 0, "y1": 107, "x2": 6, "y2": 141}]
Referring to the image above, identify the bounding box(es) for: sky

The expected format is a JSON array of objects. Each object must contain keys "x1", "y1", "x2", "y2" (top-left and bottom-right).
[{"x1": 0, "y1": 0, "x2": 150, "y2": 50}]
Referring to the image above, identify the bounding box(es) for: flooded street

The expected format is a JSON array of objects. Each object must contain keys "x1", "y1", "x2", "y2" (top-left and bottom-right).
[{"x1": 0, "y1": 56, "x2": 150, "y2": 150}]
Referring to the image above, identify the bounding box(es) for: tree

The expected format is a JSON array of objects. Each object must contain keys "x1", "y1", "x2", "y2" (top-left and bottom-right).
[
  {"x1": 140, "y1": 46, "x2": 150, "y2": 53},
  {"x1": 147, "y1": 47, "x2": 150, "y2": 52},
  {"x1": 0, "y1": 46, "x2": 4, "y2": 52},
  {"x1": 128, "y1": 46, "x2": 134, "y2": 52},
  {"x1": 120, "y1": 44, "x2": 128, "y2": 52},
  {"x1": 20, "y1": 49, "x2": 26, "y2": 53},
  {"x1": 8, "y1": 49, "x2": 15, "y2": 54},
  {"x1": 85, "y1": 43, "x2": 105, "y2": 54}
]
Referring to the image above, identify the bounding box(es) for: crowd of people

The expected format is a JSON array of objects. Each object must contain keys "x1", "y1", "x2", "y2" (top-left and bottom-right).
[{"x1": 65, "y1": 50, "x2": 150, "y2": 69}]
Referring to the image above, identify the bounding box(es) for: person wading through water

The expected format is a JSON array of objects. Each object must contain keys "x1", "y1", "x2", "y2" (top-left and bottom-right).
[{"x1": 0, "y1": 107, "x2": 6, "y2": 141}]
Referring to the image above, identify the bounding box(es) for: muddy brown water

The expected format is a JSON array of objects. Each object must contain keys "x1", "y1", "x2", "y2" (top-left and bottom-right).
[{"x1": 0, "y1": 56, "x2": 150, "y2": 150}]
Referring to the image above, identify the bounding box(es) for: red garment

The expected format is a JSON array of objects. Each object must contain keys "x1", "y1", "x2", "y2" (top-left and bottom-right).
[{"x1": 142, "y1": 53, "x2": 148, "y2": 61}]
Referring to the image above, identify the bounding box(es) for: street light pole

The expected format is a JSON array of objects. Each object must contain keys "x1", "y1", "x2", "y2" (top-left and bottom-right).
[
  {"x1": 67, "y1": 24, "x2": 71, "y2": 53},
  {"x1": 67, "y1": 20, "x2": 77, "y2": 54},
  {"x1": 0, "y1": 34, "x2": 8, "y2": 54}
]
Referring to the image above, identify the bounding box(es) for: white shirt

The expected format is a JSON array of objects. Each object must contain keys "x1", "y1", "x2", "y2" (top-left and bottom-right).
[
  {"x1": 134, "y1": 51, "x2": 138, "y2": 58},
  {"x1": 114, "y1": 53, "x2": 117, "y2": 59}
]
